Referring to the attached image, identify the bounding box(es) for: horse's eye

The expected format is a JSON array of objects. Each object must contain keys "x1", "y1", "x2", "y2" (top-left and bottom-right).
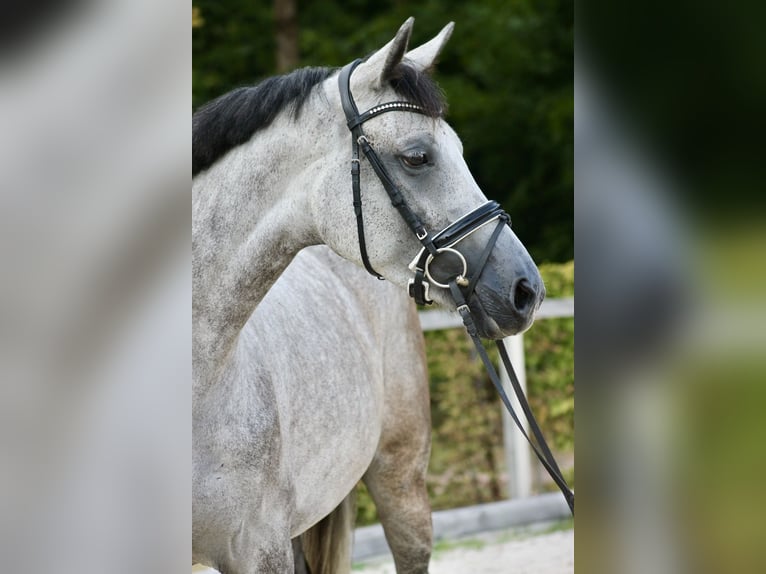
[{"x1": 401, "y1": 151, "x2": 429, "y2": 168}]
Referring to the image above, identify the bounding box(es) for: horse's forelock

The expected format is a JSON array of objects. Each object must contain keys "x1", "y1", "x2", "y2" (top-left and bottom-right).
[{"x1": 388, "y1": 61, "x2": 447, "y2": 118}]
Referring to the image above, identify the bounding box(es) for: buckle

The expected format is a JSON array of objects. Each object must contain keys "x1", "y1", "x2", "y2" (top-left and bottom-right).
[{"x1": 407, "y1": 278, "x2": 433, "y2": 305}]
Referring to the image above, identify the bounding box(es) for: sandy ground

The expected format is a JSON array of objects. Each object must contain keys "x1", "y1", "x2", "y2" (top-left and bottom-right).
[
  {"x1": 354, "y1": 526, "x2": 574, "y2": 574},
  {"x1": 193, "y1": 523, "x2": 574, "y2": 574}
]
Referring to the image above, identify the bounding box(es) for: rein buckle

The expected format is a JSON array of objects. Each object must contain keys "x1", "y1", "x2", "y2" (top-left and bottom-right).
[{"x1": 407, "y1": 275, "x2": 433, "y2": 306}]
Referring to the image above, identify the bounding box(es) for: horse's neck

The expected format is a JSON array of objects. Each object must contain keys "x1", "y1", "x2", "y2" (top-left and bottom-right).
[{"x1": 192, "y1": 114, "x2": 328, "y2": 380}]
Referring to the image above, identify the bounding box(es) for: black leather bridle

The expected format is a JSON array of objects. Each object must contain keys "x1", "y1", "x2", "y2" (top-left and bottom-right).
[
  {"x1": 338, "y1": 59, "x2": 574, "y2": 515},
  {"x1": 338, "y1": 59, "x2": 509, "y2": 307}
]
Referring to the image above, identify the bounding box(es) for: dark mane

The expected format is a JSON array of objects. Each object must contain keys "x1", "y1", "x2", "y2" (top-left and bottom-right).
[
  {"x1": 193, "y1": 66, "x2": 335, "y2": 177},
  {"x1": 192, "y1": 62, "x2": 446, "y2": 177}
]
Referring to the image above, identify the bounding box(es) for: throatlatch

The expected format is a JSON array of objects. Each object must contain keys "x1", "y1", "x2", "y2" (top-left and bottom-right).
[{"x1": 338, "y1": 59, "x2": 574, "y2": 515}]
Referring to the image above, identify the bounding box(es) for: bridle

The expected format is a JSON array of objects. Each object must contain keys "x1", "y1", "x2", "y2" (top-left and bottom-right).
[
  {"x1": 338, "y1": 59, "x2": 574, "y2": 515},
  {"x1": 338, "y1": 59, "x2": 509, "y2": 307}
]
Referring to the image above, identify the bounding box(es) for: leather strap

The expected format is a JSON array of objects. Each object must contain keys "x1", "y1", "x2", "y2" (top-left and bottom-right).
[
  {"x1": 339, "y1": 60, "x2": 438, "y2": 279},
  {"x1": 496, "y1": 340, "x2": 568, "y2": 482},
  {"x1": 431, "y1": 200, "x2": 507, "y2": 247},
  {"x1": 409, "y1": 201, "x2": 507, "y2": 273},
  {"x1": 408, "y1": 267, "x2": 431, "y2": 305},
  {"x1": 464, "y1": 216, "x2": 508, "y2": 298},
  {"x1": 340, "y1": 61, "x2": 381, "y2": 278},
  {"x1": 356, "y1": 136, "x2": 437, "y2": 256},
  {"x1": 449, "y1": 281, "x2": 575, "y2": 515}
]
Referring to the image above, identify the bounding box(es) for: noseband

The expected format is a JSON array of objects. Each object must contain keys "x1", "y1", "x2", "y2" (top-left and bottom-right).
[{"x1": 338, "y1": 59, "x2": 509, "y2": 307}]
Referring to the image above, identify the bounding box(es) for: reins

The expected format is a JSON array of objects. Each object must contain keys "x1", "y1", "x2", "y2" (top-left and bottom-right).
[
  {"x1": 451, "y1": 281, "x2": 575, "y2": 514},
  {"x1": 339, "y1": 59, "x2": 574, "y2": 515}
]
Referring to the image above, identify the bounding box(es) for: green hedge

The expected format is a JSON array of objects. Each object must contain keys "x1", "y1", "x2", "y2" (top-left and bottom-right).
[
  {"x1": 527, "y1": 261, "x2": 574, "y2": 453},
  {"x1": 356, "y1": 261, "x2": 574, "y2": 524}
]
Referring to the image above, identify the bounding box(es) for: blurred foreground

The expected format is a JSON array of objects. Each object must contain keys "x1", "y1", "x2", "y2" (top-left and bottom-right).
[
  {"x1": 576, "y1": 4, "x2": 766, "y2": 571},
  {"x1": 0, "y1": 2, "x2": 189, "y2": 573}
]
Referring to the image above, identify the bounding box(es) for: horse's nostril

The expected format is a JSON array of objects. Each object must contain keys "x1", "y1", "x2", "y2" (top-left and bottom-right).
[{"x1": 513, "y1": 279, "x2": 536, "y2": 312}]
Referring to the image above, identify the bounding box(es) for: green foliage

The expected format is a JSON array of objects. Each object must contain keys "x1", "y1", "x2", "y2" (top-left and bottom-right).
[
  {"x1": 354, "y1": 480, "x2": 378, "y2": 526},
  {"x1": 193, "y1": 0, "x2": 572, "y2": 262},
  {"x1": 426, "y1": 328, "x2": 505, "y2": 510},
  {"x1": 525, "y1": 261, "x2": 574, "y2": 452}
]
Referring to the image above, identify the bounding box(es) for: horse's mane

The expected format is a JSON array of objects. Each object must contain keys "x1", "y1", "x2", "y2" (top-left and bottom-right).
[
  {"x1": 192, "y1": 67, "x2": 335, "y2": 177},
  {"x1": 192, "y1": 62, "x2": 446, "y2": 177}
]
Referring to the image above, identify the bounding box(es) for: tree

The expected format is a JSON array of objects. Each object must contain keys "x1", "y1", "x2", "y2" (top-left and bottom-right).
[{"x1": 274, "y1": 0, "x2": 298, "y2": 72}]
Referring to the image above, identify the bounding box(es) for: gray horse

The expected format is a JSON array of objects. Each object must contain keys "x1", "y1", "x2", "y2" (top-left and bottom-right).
[
  {"x1": 193, "y1": 18, "x2": 544, "y2": 573},
  {"x1": 194, "y1": 246, "x2": 431, "y2": 574}
]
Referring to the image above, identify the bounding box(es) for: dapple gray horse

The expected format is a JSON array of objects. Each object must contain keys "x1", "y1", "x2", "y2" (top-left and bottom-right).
[
  {"x1": 194, "y1": 246, "x2": 430, "y2": 574},
  {"x1": 193, "y1": 18, "x2": 544, "y2": 573}
]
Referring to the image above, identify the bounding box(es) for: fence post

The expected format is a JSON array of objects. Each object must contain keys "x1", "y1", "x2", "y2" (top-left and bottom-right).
[{"x1": 500, "y1": 334, "x2": 532, "y2": 499}]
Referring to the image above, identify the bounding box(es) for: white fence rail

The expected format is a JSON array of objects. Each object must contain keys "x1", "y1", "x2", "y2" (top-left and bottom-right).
[{"x1": 417, "y1": 297, "x2": 573, "y2": 499}]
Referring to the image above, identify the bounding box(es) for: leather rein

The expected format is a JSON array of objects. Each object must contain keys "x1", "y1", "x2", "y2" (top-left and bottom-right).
[{"x1": 338, "y1": 59, "x2": 574, "y2": 515}]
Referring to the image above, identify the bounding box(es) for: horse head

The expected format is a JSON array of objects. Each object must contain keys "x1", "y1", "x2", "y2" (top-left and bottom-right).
[{"x1": 314, "y1": 18, "x2": 545, "y2": 339}]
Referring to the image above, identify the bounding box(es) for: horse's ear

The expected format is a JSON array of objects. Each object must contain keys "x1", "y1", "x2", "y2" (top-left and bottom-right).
[
  {"x1": 405, "y1": 22, "x2": 454, "y2": 73},
  {"x1": 357, "y1": 17, "x2": 414, "y2": 89}
]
